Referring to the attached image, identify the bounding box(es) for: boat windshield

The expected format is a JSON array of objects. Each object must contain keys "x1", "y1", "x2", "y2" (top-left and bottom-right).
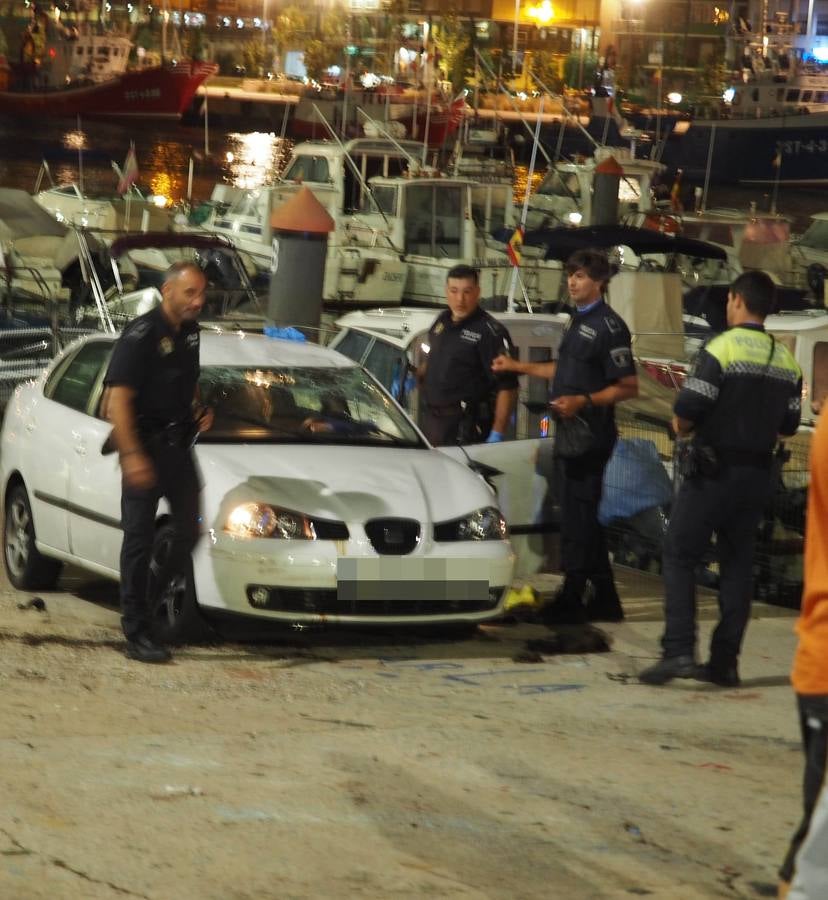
[
  {"x1": 799, "y1": 218, "x2": 828, "y2": 250},
  {"x1": 282, "y1": 155, "x2": 332, "y2": 184},
  {"x1": 360, "y1": 185, "x2": 397, "y2": 216},
  {"x1": 536, "y1": 170, "x2": 581, "y2": 200},
  {"x1": 199, "y1": 365, "x2": 423, "y2": 446}
]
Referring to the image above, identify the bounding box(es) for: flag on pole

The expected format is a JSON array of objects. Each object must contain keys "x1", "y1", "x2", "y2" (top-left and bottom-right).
[
  {"x1": 117, "y1": 143, "x2": 139, "y2": 195},
  {"x1": 506, "y1": 225, "x2": 524, "y2": 268}
]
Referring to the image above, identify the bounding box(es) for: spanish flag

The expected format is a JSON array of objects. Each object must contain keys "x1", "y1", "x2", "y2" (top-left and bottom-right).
[{"x1": 506, "y1": 225, "x2": 524, "y2": 267}]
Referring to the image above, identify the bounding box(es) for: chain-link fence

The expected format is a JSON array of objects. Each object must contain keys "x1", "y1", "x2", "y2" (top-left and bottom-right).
[{"x1": 603, "y1": 411, "x2": 808, "y2": 607}]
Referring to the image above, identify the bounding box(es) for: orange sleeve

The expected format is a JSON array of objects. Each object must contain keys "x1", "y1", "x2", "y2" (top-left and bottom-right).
[{"x1": 792, "y1": 411, "x2": 828, "y2": 694}]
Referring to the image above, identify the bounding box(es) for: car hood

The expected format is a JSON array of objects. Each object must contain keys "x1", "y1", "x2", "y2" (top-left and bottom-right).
[{"x1": 197, "y1": 443, "x2": 496, "y2": 525}]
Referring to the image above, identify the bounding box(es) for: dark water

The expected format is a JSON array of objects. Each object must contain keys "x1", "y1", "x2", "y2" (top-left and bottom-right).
[{"x1": 0, "y1": 116, "x2": 826, "y2": 231}]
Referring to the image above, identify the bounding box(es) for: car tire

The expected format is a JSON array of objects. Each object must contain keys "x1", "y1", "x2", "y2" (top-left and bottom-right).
[
  {"x1": 3, "y1": 483, "x2": 62, "y2": 590},
  {"x1": 147, "y1": 522, "x2": 208, "y2": 645}
]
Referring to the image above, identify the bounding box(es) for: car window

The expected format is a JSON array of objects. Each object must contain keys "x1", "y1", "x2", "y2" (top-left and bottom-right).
[
  {"x1": 332, "y1": 329, "x2": 372, "y2": 365},
  {"x1": 48, "y1": 342, "x2": 113, "y2": 414},
  {"x1": 362, "y1": 339, "x2": 407, "y2": 392}
]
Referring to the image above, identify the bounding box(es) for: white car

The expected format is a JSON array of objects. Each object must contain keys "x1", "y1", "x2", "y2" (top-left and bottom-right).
[{"x1": 1, "y1": 331, "x2": 514, "y2": 640}]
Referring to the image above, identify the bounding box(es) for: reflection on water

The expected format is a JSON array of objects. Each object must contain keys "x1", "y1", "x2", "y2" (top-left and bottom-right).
[
  {"x1": 222, "y1": 131, "x2": 293, "y2": 190},
  {"x1": 62, "y1": 129, "x2": 86, "y2": 151},
  {"x1": 513, "y1": 164, "x2": 545, "y2": 207},
  {"x1": 0, "y1": 117, "x2": 823, "y2": 230}
]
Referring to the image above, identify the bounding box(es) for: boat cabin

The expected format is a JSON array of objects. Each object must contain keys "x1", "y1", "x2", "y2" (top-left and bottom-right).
[
  {"x1": 279, "y1": 138, "x2": 427, "y2": 215},
  {"x1": 527, "y1": 148, "x2": 665, "y2": 229},
  {"x1": 352, "y1": 175, "x2": 515, "y2": 260}
]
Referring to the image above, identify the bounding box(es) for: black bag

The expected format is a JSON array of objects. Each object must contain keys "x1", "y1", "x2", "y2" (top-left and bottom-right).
[{"x1": 553, "y1": 415, "x2": 594, "y2": 458}]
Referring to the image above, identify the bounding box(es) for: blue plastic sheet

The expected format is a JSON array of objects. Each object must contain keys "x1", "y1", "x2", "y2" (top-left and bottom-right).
[
  {"x1": 599, "y1": 437, "x2": 672, "y2": 526},
  {"x1": 264, "y1": 325, "x2": 306, "y2": 342}
]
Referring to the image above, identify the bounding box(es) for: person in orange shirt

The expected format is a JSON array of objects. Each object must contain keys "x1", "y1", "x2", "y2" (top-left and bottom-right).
[{"x1": 778, "y1": 409, "x2": 828, "y2": 896}]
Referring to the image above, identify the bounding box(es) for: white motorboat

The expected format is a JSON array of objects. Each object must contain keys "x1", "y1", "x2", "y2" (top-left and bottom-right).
[{"x1": 186, "y1": 138, "x2": 417, "y2": 305}]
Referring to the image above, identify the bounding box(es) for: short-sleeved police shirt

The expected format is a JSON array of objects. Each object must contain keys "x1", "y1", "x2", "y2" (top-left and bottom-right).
[
  {"x1": 104, "y1": 305, "x2": 200, "y2": 424},
  {"x1": 423, "y1": 306, "x2": 518, "y2": 408},
  {"x1": 552, "y1": 299, "x2": 636, "y2": 448}
]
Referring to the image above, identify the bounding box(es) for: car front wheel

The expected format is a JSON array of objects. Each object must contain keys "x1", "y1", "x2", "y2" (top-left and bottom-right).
[
  {"x1": 3, "y1": 483, "x2": 62, "y2": 590},
  {"x1": 147, "y1": 522, "x2": 207, "y2": 645}
]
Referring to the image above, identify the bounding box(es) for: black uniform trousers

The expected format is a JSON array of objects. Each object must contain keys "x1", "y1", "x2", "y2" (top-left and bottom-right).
[
  {"x1": 556, "y1": 447, "x2": 617, "y2": 604},
  {"x1": 421, "y1": 407, "x2": 464, "y2": 447},
  {"x1": 780, "y1": 695, "x2": 828, "y2": 883},
  {"x1": 119, "y1": 438, "x2": 201, "y2": 641},
  {"x1": 661, "y1": 463, "x2": 771, "y2": 664}
]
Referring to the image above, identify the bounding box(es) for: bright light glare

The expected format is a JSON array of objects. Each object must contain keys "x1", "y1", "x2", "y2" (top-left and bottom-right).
[
  {"x1": 813, "y1": 47, "x2": 828, "y2": 62},
  {"x1": 528, "y1": 0, "x2": 554, "y2": 23},
  {"x1": 567, "y1": 211, "x2": 583, "y2": 225},
  {"x1": 667, "y1": 91, "x2": 682, "y2": 104},
  {"x1": 723, "y1": 87, "x2": 736, "y2": 103}
]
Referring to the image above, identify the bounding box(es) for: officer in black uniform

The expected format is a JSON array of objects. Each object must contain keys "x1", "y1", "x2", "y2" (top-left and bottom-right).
[
  {"x1": 493, "y1": 248, "x2": 638, "y2": 623},
  {"x1": 104, "y1": 261, "x2": 213, "y2": 663},
  {"x1": 640, "y1": 270, "x2": 802, "y2": 687},
  {"x1": 419, "y1": 264, "x2": 518, "y2": 446}
]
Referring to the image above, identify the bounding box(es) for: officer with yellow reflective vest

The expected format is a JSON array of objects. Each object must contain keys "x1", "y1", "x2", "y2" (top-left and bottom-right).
[{"x1": 640, "y1": 271, "x2": 802, "y2": 687}]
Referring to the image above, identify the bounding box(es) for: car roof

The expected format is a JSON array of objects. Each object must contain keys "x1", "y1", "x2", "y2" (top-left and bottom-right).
[
  {"x1": 334, "y1": 308, "x2": 569, "y2": 351},
  {"x1": 77, "y1": 329, "x2": 359, "y2": 369}
]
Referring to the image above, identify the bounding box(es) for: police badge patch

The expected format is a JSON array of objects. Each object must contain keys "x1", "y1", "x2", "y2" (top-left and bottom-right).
[
  {"x1": 159, "y1": 337, "x2": 174, "y2": 356},
  {"x1": 610, "y1": 347, "x2": 632, "y2": 368}
]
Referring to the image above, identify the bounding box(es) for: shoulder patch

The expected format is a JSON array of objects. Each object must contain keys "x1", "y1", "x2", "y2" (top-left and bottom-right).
[
  {"x1": 125, "y1": 320, "x2": 151, "y2": 341},
  {"x1": 610, "y1": 347, "x2": 632, "y2": 368},
  {"x1": 604, "y1": 316, "x2": 621, "y2": 334}
]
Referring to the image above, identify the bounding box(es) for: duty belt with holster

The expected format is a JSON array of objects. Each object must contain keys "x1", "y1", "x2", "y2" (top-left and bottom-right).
[
  {"x1": 139, "y1": 416, "x2": 200, "y2": 450},
  {"x1": 101, "y1": 415, "x2": 198, "y2": 456}
]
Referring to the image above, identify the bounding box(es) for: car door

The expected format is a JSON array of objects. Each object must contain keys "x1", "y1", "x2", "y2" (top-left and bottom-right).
[
  {"x1": 63, "y1": 345, "x2": 123, "y2": 574},
  {"x1": 23, "y1": 341, "x2": 112, "y2": 556}
]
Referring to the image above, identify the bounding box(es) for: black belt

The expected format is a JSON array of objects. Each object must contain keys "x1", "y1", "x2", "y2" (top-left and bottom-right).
[
  {"x1": 426, "y1": 403, "x2": 462, "y2": 418},
  {"x1": 716, "y1": 448, "x2": 773, "y2": 468}
]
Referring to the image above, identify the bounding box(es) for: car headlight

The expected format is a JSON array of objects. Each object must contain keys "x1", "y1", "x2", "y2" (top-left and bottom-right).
[
  {"x1": 433, "y1": 506, "x2": 508, "y2": 542},
  {"x1": 226, "y1": 503, "x2": 316, "y2": 539}
]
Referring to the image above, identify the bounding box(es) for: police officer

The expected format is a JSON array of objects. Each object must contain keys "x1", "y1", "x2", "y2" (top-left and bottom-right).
[
  {"x1": 419, "y1": 264, "x2": 518, "y2": 446},
  {"x1": 640, "y1": 270, "x2": 802, "y2": 687},
  {"x1": 493, "y1": 248, "x2": 638, "y2": 623},
  {"x1": 104, "y1": 261, "x2": 213, "y2": 663}
]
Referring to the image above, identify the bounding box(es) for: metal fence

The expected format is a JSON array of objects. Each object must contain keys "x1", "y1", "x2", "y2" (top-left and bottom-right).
[{"x1": 607, "y1": 411, "x2": 808, "y2": 607}]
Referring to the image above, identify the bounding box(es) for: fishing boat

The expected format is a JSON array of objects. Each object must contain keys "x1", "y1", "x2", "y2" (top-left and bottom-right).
[
  {"x1": 0, "y1": 19, "x2": 217, "y2": 120},
  {"x1": 290, "y1": 83, "x2": 467, "y2": 147},
  {"x1": 656, "y1": 18, "x2": 828, "y2": 184}
]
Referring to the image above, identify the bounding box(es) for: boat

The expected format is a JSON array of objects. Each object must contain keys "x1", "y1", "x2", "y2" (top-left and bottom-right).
[
  {"x1": 186, "y1": 137, "x2": 414, "y2": 305},
  {"x1": 0, "y1": 19, "x2": 217, "y2": 120},
  {"x1": 656, "y1": 17, "x2": 828, "y2": 184},
  {"x1": 290, "y1": 83, "x2": 467, "y2": 147},
  {"x1": 342, "y1": 171, "x2": 563, "y2": 306},
  {"x1": 790, "y1": 213, "x2": 828, "y2": 300},
  {"x1": 524, "y1": 146, "x2": 665, "y2": 229}
]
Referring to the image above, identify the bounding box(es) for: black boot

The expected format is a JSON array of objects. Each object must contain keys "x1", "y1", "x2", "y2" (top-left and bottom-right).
[
  {"x1": 540, "y1": 577, "x2": 587, "y2": 627},
  {"x1": 585, "y1": 577, "x2": 624, "y2": 622},
  {"x1": 695, "y1": 660, "x2": 740, "y2": 687},
  {"x1": 125, "y1": 634, "x2": 172, "y2": 664},
  {"x1": 638, "y1": 655, "x2": 698, "y2": 685}
]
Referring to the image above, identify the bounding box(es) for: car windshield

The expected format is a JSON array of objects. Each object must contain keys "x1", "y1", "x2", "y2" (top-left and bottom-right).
[{"x1": 199, "y1": 365, "x2": 423, "y2": 446}]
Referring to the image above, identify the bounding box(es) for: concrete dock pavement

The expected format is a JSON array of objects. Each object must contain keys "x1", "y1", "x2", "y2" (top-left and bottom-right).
[{"x1": 0, "y1": 565, "x2": 804, "y2": 898}]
